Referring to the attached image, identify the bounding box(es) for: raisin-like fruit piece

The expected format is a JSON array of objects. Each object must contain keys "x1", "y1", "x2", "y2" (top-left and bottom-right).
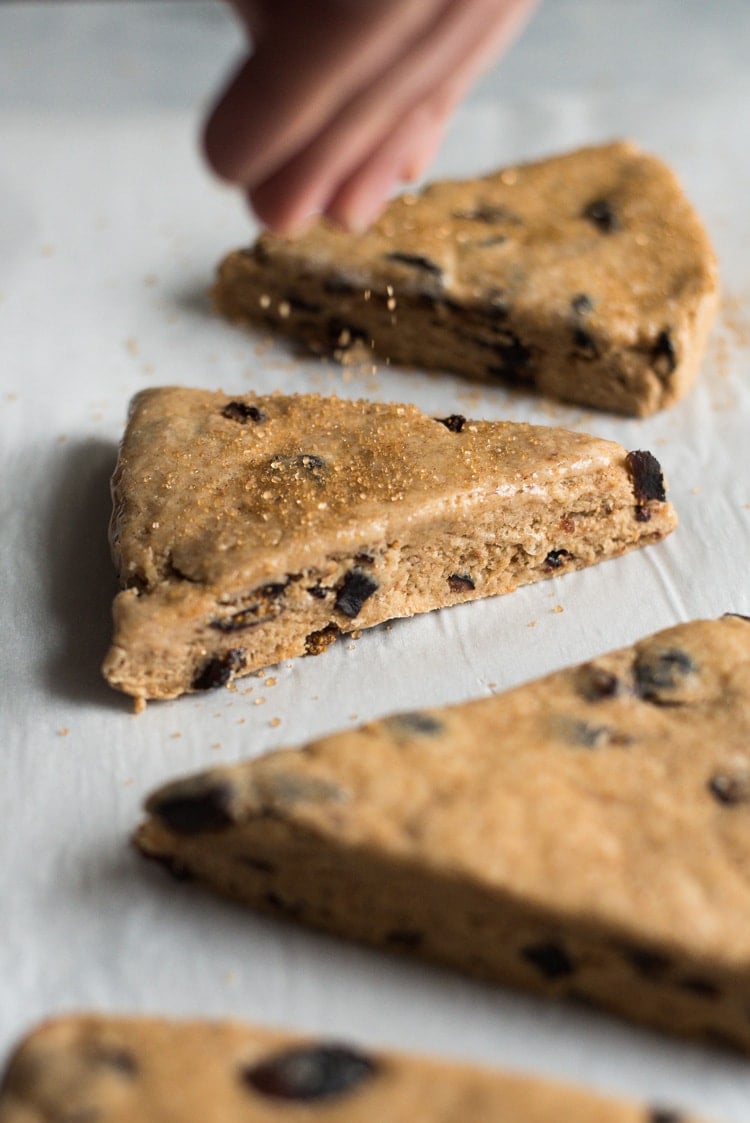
[
  {"x1": 221, "y1": 401, "x2": 267, "y2": 424},
  {"x1": 307, "y1": 584, "x2": 330, "y2": 600},
  {"x1": 242, "y1": 1044, "x2": 378, "y2": 1102},
  {"x1": 90, "y1": 1048, "x2": 139, "y2": 1076},
  {"x1": 571, "y1": 292, "x2": 594, "y2": 316},
  {"x1": 264, "y1": 891, "x2": 301, "y2": 917},
  {"x1": 385, "y1": 252, "x2": 443, "y2": 277},
  {"x1": 192, "y1": 648, "x2": 245, "y2": 691},
  {"x1": 544, "y1": 549, "x2": 573, "y2": 570},
  {"x1": 651, "y1": 329, "x2": 678, "y2": 376},
  {"x1": 566, "y1": 720, "x2": 613, "y2": 749},
  {"x1": 678, "y1": 976, "x2": 721, "y2": 999},
  {"x1": 322, "y1": 276, "x2": 355, "y2": 295},
  {"x1": 386, "y1": 711, "x2": 444, "y2": 736},
  {"x1": 582, "y1": 198, "x2": 619, "y2": 232},
  {"x1": 622, "y1": 945, "x2": 671, "y2": 979},
  {"x1": 149, "y1": 780, "x2": 235, "y2": 835},
  {"x1": 649, "y1": 1110, "x2": 684, "y2": 1123},
  {"x1": 521, "y1": 941, "x2": 575, "y2": 979},
  {"x1": 452, "y1": 204, "x2": 521, "y2": 225},
  {"x1": 436, "y1": 414, "x2": 466, "y2": 433},
  {"x1": 211, "y1": 604, "x2": 282, "y2": 633},
  {"x1": 572, "y1": 326, "x2": 599, "y2": 358},
  {"x1": 625, "y1": 449, "x2": 666, "y2": 520},
  {"x1": 287, "y1": 293, "x2": 322, "y2": 314},
  {"x1": 634, "y1": 647, "x2": 697, "y2": 703},
  {"x1": 578, "y1": 664, "x2": 620, "y2": 701},
  {"x1": 385, "y1": 929, "x2": 424, "y2": 948},
  {"x1": 708, "y1": 772, "x2": 750, "y2": 806},
  {"x1": 448, "y1": 573, "x2": 475, "y2": 592},
  {"x1": 334, "y1": 570, "x2": 378, "y2": 618},
  {"x1": 487, "y1": 331, "x2": 533, "y2": 382}
]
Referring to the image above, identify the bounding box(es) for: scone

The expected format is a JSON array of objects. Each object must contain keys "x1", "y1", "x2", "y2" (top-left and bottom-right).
[
  {"x1": 136, "y1": 616, "x2": 750, "y2": 1053},
  {"x1": 0, "y1": 1014, "x2": 699, "y2": 1122},
  {"x1": 214, "y1": 142, "x2": 718, "y2": 417},
  {"x1": 102, "y1": 387, "x2": 676, "y2": 702}
]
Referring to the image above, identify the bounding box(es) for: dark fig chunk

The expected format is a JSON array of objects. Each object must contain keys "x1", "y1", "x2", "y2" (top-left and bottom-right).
[
  {"x1": 221, "y1": 401, "x2": 267, "y2": 424},
  {"x1": 651, "y1": 329, "x2": 678, "y2": 376},
  {"x1": 544, "y1": 549, "x2": 573, "y2": 570},
  {"x1": 436, "y1": 414, "x2": 466, "y2": 433},
  {"x1": 305, "y1": 623, "x2": 340, "y2": 655},
  {"x1": 265, "y1": 891, "x2": 302, "y2": 917},
  {"x1": 307, "y1": 584, "x2": 330, "y2": 600},
  {"x1": 578, "y1": 664, "x2": 621, "y2": 701},
  {"x1": 582, "y1": 198, "x2": 619, "y2": 233},
  {"x1": 287, "y1": 293, "x2": 322, "y2": 314},
  {"x1": 149, "y1": 779, "x2": 236, "y2": 835},
  {"x1": 242, "y1": 1044, "x2": 378, "y2": 1102},
  {"x1": 452, "y1": 203, "x2": 522, "y2": 225},
  {"x1": 322, "y1": 276, "x2": 356, "y2": 296},
  {"x1": 622, "y1": 945, "x2": 672, "y2": 979},
  {"x1": 91, "y1": 1048, "x2": 139, "y2": 1076},
  {"x1": 634, "y1": 647, "x2": 697, "y2": 704},
  {"x1": 386, "y1": 928, "x2": 424, "y2": 949},
  {"x1": 334, "y1": 569, "x2": 378, "y2": 618},
  {"x1": 678, "y1": 976, "x2": 721, "y2": 999},
  {"x1": 521, "y1": 940, "x2": 575, "y2": 980},
  {"x1": 242, "y1": 856, "x2": 276, "y2": 873},
  {"x1": 212, "y1": 582, "x2": 287, "y2": 633},
  {"x1": 386, "y1": 711, "x2": 444, "y2": 737},
  {"x1": 564, "y1": 719, "x2": 613, "y2": 749},
  {"x1": 708, "y1": 772, "x2": 750, "y2": 806},
  {"x1": 572, "y1": 326, "x2": 599, "y2": 359},
  {"x1": 486, "y1": 331, "x2": 533, "y2": 383},
  {"x1": 385, "y1": 251, "x2": 443, "y2": 277},
  {"x1": 625, "y1": 450, "x2": 667, "y2": 522},
  {"x1": 448, "y1": 573, "x2": 475, "y2": 593},
  {"x1": 192, "y1": 648, "x2": 245, "y2": 691},
  {"x1": 571, "y1": 292, "x2": 594, "y2": 316},
  {"x1": 649, "y1": 1110, "x2": 684, "y2": 1123},
  {"x1": 211, "y1": 604, "x2": 281, "y2": 633}
]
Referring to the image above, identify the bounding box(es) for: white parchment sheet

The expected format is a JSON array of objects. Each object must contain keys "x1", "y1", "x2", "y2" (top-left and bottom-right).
[{"x1": 1, "y1": 2, "x2": 749, "y2": 1118}]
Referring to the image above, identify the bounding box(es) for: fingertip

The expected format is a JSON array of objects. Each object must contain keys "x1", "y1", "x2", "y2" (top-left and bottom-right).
[
  {"x1": 203, "y1": 93, "x2": 246, "y2": 184},
  {"x1": 248, "y1": 183, "x2": 321, "y2": 238}
]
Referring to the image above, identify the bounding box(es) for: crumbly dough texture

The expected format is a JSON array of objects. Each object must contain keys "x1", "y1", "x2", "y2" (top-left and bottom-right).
[
  {"x1": 102, "y1": 386, "x2": 676, "y2": 702},
  {"x1": 136, "y1": 617, "x2": 750, "y2": 1053},
  {"x1": 0, "y1": 1014, "x2": 697, "y2": 1122},
  {"x1": 214, "y1": 142, "x2": 718, "y2": 417}
]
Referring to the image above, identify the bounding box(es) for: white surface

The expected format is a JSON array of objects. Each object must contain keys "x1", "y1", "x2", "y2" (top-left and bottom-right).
[{"x1": 1, "y1": 1, "x2": 749, "y2": 1118}]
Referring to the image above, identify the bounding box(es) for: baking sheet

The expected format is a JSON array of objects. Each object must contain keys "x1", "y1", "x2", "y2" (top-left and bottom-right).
[{"x1": 1, "y1": 2, "x2": 749, "y2": 1118}]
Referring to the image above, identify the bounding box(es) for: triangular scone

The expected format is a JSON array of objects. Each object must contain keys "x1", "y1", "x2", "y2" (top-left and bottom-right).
[
  {"x1": 137, "y1": 617, "x2": 750, "y2": 1052},
  {"x1": 0, "y1": 1016, "x2": 696, "y2": 1123},
  {"x1": 102, "y1": 387, "x2": 675, "y2": 702},
  {"x1": 214, "y1": 142, "x2": 718, "y2": 417}
]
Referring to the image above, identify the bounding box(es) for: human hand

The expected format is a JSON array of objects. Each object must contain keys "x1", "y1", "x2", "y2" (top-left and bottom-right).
[{"x1": 204, "y1": 0, "x2": 538, "y2": 234}]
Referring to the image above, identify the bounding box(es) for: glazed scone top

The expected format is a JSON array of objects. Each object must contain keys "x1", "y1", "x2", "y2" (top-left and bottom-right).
[
  {"x1": 251, "y1": 141, "x2": 717, "y2": 348},
  {"x1": 111, "y1": 387, "x2": 648, "y2": 590},
  {"x1": 144, "y1": 618, "x2": 750, "y2": 965}
]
